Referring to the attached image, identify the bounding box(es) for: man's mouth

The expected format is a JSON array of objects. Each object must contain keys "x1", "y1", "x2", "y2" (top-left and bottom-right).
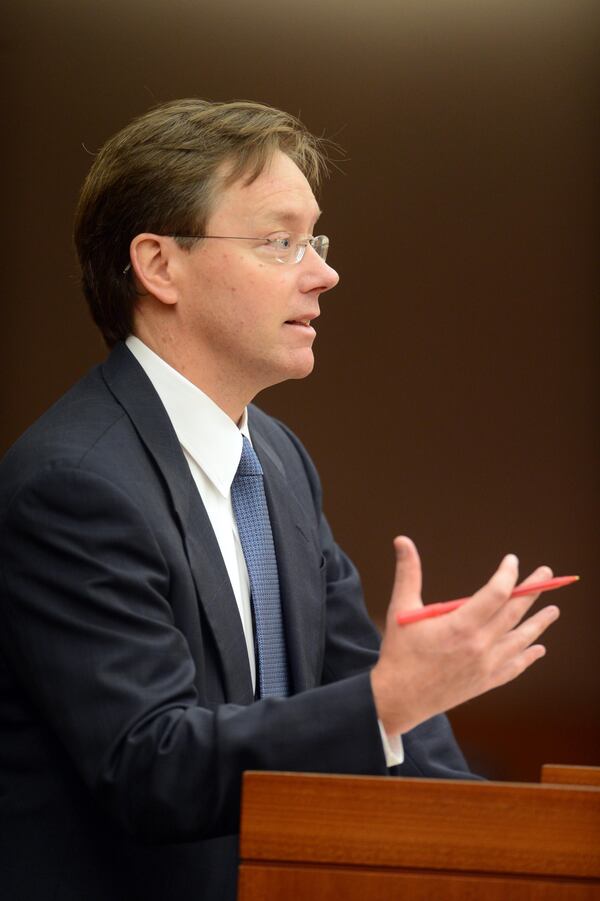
[{"x1": 285, "y1": 319, "x2": 312, "y2": 328}]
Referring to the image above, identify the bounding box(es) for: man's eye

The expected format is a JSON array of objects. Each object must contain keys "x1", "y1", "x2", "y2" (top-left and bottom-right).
[{"x1": 268, "y1": 237, "x2": 292, "y2": 251}]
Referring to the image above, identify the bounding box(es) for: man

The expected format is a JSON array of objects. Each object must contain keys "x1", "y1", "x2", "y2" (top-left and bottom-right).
[{"x1": 0, "y1": 99, "x2": 559, "y2": 901}]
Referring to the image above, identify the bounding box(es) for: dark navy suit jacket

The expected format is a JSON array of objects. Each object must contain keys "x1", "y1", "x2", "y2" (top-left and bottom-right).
[{"x1": 0, "y1": 343, "x2": 475, "y2": 900}]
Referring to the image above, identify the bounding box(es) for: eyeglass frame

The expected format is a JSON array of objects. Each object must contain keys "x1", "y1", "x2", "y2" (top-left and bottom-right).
[
  {"x1": 122, "y1": 233, "x2": 329, "y2": 274},
  {"x1": 169, "y1": 234, "x2": 329, "y2": 265}
]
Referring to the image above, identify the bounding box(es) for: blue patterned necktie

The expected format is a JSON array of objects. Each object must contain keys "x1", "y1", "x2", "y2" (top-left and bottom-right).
[{"x1": 231, "y1": 436, "x2": 290, "y2": 698}]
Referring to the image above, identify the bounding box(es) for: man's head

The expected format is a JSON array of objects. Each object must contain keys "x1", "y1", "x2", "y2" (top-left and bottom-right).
[{"x1": 74, "y1": 98, "x2": 334, "y2": 349}]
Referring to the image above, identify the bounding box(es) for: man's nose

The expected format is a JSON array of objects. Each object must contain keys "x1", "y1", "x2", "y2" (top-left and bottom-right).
[{"x1": 301, "y1": 246, "x2": 339, "y2": 293}]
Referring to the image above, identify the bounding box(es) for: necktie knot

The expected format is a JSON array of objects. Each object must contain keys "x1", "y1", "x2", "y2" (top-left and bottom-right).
[{"x1": 236, "y1": 436, "x2": 263, "y2": 478}]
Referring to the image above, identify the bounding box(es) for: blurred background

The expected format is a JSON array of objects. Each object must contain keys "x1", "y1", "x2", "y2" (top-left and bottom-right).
[{"x1": 3, "y1": 0, "x2": 598, "y2": 780}]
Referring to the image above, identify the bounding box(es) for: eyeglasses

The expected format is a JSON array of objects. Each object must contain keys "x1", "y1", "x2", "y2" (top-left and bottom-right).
[{"x1": 166, "y1": 233, "x2": 330, "y2": 265}]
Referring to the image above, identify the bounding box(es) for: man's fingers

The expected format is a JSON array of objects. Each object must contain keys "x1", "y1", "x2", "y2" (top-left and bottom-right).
[
  {"x1": 504, "y1": 603, "x2": 561, "y2": 653},
  {"x1": 493, "y1": 643, "x2": 548, "y2": 688},
  {"x1": 490, "y1": 603, "x2": 560, "y2": 689},
  {"x1": 491, "y1": 565, "x2": 554, "y2": 632},
  {"x1": 516, "y1": 565, "x2": 554, "y2": 590},
  {"x1": 459, "y1": 553, "x2": 519, "y2": 626},
  {"x1": 495, "y1": 601, "x2": 560, "y2": 681},
  {"x1": 390, "y1": 536, "x2": 423, "y2": 613}
]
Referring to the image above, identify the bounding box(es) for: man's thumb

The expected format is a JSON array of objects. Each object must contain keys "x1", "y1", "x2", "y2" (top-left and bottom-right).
[{"x1": 390, "y1": 536, "x2": 423, "y2": 612}]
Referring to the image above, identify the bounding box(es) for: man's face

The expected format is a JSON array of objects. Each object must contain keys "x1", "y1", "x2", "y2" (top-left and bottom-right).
[{"x1": 173, "y1": 150, "x2": 339, "y2": 402}]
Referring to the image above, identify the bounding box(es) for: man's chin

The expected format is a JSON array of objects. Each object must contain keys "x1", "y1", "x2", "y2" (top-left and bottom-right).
[
  {"x1": 288, "y1": 349, "x2": 315, "y2": 381},
  {"x1": 262, "y1": 351, "x2": 315, "y2": 389}
]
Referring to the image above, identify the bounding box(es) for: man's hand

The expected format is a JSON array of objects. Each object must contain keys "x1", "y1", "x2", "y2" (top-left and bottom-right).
[{"x1": 370, "y1": 536, "x2": 560, "y2": 737}]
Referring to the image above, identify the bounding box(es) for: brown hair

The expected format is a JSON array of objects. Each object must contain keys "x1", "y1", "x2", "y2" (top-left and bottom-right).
[{"x1": 74, "y1": 98, "x2": 332, "y2": 347}]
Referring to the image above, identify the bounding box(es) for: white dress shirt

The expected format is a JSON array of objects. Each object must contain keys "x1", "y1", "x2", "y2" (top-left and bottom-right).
[{"x1": 125, "y1": 335, "x2": 403, "y2": 766}]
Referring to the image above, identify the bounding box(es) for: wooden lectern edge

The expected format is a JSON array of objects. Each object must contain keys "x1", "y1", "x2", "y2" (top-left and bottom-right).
[
  {"x1": 239, "y1": 770, "x2": 600, "y2": 880},
  {"x1": 241, "y1": 767, "x2": 600, "y2": 792},
  {"x1": 239, "y1": 768, "x2": 600, "y2": 807},
  {"x1": 541, "y1": 763, "x2": 600, "y2": 786}
]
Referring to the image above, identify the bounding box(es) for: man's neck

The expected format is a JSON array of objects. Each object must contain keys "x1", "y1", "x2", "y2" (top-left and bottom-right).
[{"x1": 129, "y1": 331, "x2": 252, "y2": 425}]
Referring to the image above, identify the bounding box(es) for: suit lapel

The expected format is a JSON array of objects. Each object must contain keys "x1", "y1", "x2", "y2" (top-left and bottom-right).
[
  {"x1": 251, "y1": 427, "x2": 325, "y2": 694},
  {"x1": 101, "y1": 344, "x2": 253, "y2": 704}
]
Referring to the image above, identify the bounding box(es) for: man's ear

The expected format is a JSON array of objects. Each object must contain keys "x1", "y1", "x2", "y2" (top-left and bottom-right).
[{"x1": 128, "y1": 234, "x2": 179, "y2": 306}]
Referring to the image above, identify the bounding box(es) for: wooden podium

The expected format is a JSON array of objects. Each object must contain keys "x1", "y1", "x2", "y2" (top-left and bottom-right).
[{"x1": 238, "y1": 768, "x2": 600, "y2": 900}]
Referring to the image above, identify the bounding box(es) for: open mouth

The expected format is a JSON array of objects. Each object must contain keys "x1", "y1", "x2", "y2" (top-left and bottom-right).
[{"x1": 285, "y1": 319, "x2": 313, "y2": 328}]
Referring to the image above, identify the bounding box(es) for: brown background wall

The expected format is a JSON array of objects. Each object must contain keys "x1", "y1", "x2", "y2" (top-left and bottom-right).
[{"x1": 3, "y1": 0, "x2": 598, "y2": 780}]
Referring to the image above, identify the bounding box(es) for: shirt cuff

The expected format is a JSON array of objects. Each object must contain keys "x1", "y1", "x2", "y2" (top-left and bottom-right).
[{"x1": 378, "y1": 719, "x2": 404, "y2": 767}]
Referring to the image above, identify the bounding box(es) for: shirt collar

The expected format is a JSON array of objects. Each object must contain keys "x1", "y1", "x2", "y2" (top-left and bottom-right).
[{"x1": 125, "y1": 336, "x2": 249, "y2": 497}]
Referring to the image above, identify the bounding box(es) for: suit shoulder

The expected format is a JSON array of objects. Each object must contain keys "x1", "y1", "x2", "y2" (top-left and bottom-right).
[{"x1": 1, "y1": 364, "x2": 127, "y2": 497}]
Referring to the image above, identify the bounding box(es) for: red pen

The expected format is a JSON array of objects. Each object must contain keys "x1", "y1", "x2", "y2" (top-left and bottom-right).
[{"x1": 396, "y1": 575, "x2": 580, "y2": 626}]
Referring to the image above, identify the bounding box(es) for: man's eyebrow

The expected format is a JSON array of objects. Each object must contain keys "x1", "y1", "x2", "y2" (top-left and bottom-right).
[{"x1": 255, "y1": 206, "x2": 323, "y2": 227}]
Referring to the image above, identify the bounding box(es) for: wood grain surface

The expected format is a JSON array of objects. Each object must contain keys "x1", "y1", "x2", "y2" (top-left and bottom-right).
[
  {"x1": 542, "y1": 765, "x2": 600, "y2": 787},
  {"x1": 238, "y1": 863, "x2": 600, "y2": 901},
  {"x1": 240, "y1": 772, "x2": 600, "y2": 879}
]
